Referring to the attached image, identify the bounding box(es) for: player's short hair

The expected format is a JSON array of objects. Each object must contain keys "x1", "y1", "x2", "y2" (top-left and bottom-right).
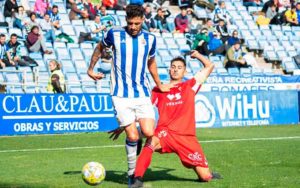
[
  {"x1": 0, "y1": 33, "x2": 5, "y2": 38},
  {"x1": 170, "y1": 57, "x2": 186, "y2": 67},
  {"x1": 10, "y1": 33, "x2": 17, "y2": 38},
  {"x1": 126, "y1": 4, "x2": 144, "y2": 19}
]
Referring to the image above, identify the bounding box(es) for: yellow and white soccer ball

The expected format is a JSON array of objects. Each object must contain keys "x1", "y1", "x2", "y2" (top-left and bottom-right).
[{"x1": 82, "y1": 162, "x2": 106, "y2": 186}]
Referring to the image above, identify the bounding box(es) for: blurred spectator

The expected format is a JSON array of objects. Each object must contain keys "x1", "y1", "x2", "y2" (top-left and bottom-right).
[
  {"x1": 296, "y1": 2, "x2": 300, "y2": 25},
  {"x1": 98, "y1": 5, "x2": 107, "y2": 16},
  {"x1": 39, "y1": 13, "x2": 56, "y2": 43},
  {"x1": 20, "y1": 0, "x2": 31, "y2": 15},
  {"x1": 208, "y1": 31, "x2": 225, "y2": 56},
  {"x1": 99, "y1": 7, "x2": 116, "y2": 31},
  {"x1": 213, "y1": 1, "x2": 231, "y2": 24},
  {"x1": 216, "y1": 19, "x2": 229, "y2": 43},
  {"x1": 4, "y1": 0, "x2": 18, "y2": 27},
  {"x1": 284, "y1": 5, "x2": 298, "y2": 26},
  {"x1": 102, "y1": 0, "x2": 123, "y2": 10},
  {"x1": 90, "y1": 15, "x2": 105, "y2": 42},
  {"x1": 25, "y1": 12, "x2": 41, "y2": 34},
  {"x1": 227, "y1": 30, "x2": 240, "y2": 47},
  {"x1": 6, "y1": 34, "x2": 29, "y2": 66},
  {"x1": 202, "y1": 18, "x2": 216, "y2": 34},
  {"x1": 262, "y1": 0, "x2": 279, "y2": 14},
  {"x1": 69, "y1": 0, "x2": 89, "y2": 20},
  {"x1": 13, "y1": 6, "x2": 28, "y2": 29},
  {"x1": 143, "y1": 4, "x2": 158, "y2": 32},
  {"x1": 186, "y1": 8, "x2": 194, "y2": 31},
  {"x1": 48, "y1": 5, "x2": 61, "y2": 29},
  {"x1": 243, "y1": 0, "x2": 262, "y2": 8},
  {"x1": 84, "y1": 0, "x2": 97, "y2": 20},
  {"x1": 154, "y1": 7, "x2": 171, "y2": 32},
  {"x1": 192, "y1": 28, "x2": 210, "y2": 55},
  {"x1": 0, "y1": 34, "x2": 15, "y2": 68},
  {"x1": 224, "y1": 40, "x2": 248, "y2": 69},
  {"x1": 26, "y1": 26, "x2": 52, "y2": 54},
  {"x1": 47, "y1": 60, "x2": 66, "y2": 93},
  {"x1": 279, "y1": 0, "x2": 291, "y2": 9},
  {"x1": 175, "y1": 8, "x2": 189, "y2": 33},
  {"x1": 194, "y1": 0, "x2": 215, "y2": 11},
  {"x1": 34, "y1": 0, "x2": 49, "y2": 18},
  {"x1": 265, "y1": 3, "x2": 278, "y2": 19},
  {"x1": 66, "y1": 0, "x2": 75, "y2": 9}
]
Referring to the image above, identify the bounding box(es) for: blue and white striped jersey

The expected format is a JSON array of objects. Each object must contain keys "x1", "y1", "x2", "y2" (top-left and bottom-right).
[{"x1": 102, "y1": 27, "x2": 156, "y2": 98}]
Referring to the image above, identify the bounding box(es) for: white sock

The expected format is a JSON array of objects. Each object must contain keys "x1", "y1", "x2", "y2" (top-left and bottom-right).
[{"x1": 125, "y1": 138, "x2": 137, "y2": 176}]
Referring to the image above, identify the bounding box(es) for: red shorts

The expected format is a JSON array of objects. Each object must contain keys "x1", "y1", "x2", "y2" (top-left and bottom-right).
[{"x1": 154, "y1": 128, "x2": 209, "y2": 168}]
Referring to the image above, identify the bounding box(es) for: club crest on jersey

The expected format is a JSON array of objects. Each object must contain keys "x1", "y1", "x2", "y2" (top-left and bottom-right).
[
  {"x1": 157, "y1": 130, "x2": 167, "y2": 138},
  {"x1": 167, "y1": 93, "x2": 181, "y2": 101}
]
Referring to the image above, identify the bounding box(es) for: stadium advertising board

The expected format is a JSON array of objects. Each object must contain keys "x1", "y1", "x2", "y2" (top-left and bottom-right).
[
  {"x1": 0, "y1": 94, "x2": 119, "y2": 136},
  {"x1": 195, "y1": 90, "x2": 299, "y2": 128},
  {"x1": 201, "y1": 75, "x2": 300, "y2": 91}
]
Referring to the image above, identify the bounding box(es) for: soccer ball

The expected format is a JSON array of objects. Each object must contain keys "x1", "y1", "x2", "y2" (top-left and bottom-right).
[{"x1": 82, "y1": 162, "x2": 106, "y2": 186}]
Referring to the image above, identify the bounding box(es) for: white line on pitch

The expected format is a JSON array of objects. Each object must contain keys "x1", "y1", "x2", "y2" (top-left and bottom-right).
[{"x1": 0, "y1": 136, "x2": 299, "y2": 153}]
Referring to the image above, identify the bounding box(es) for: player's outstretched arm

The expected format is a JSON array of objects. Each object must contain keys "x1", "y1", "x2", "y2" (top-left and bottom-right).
[
  {"x1": 191, "y1": 50, "x2": 214, "y2": 84},
  {"x1": 148, "y1": 57, "x2": 174, "y2": 92},
  {"x1": 87, "y1": 42, "x2": 105, "y2": 80}
]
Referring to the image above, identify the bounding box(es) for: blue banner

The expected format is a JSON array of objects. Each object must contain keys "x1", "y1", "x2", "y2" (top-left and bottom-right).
[
  {"x1": 195, "y1": 91, "x2": 299, "y2": 128},
  {"x1": 0, "y1": 94, "x2": 119, "y2": 136},
  {"x1": 206, "y1": 75, "x2": 300, "y2": 84}
]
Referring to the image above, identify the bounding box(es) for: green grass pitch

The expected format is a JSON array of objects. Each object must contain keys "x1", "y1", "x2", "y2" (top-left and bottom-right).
[{"x1": 0, "y1": 125, "x2": 299, "y2": 188}]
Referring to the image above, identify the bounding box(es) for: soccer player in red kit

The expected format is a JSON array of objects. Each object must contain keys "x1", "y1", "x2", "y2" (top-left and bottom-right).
[{"x1": 130, "y1": 50, "x2": 221, "y2": 188}]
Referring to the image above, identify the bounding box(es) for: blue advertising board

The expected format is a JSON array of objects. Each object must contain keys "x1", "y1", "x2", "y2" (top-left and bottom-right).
[
  {"x1": 195, "y1": 90, "x2": 299, "y2": 128},
  {"x1": 0, "y1": 91, "x2": 299, "y2": 136},
  {"x1": 0, "y1": 94, "x2": 119, "y2": 136}
]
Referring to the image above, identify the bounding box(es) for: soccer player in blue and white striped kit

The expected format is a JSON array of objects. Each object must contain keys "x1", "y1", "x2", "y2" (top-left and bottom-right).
[{"x1": 87, "y1": 4, "x2": 172, "y2": 186}]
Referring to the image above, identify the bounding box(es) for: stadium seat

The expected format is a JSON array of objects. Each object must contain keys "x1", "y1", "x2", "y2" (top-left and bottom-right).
[
  {"x1": 247, "y1": 39, "x2": 259, "y2": 50},
  {"x1": 80, "y1": 43, "x2": 93, "y2": 49},
  {"x1": 71, "y1": 20, "x2": 84, "y2": 26},
  {"x1": 158, "y1": 68, "x2": 169, "y2": 81},
  {"x1": 9, "y1": 28, "x2": 23, "y2": 38},
  {"x1": 29, "y1": 52, "x2": 43, "y2": 60},
  {"x1": 59, "y1": 14, "x2": 71, "y2": 25},
  {"x1": 74, "y1": 60, "x2": 88, "y2": 73},
  {"x1": 68, "y1": 86, "x2": 83, "y2": 93},
  {"x1": 216, "y1": 68, "x2": 228, "y2": 75},
  {"x1": 62, "y1": 25, "x2": 76, "y2": 36},
  {"x1": 35, "y1": 59, "x2": 48, "y2": 72},
  {"x1": 54, "y1": 42, "x2": 67, "y2": 48},
  {"x1": 6, "y1": 86, "x2": 24, "y2": 93},
  {"x1": 240, "y1": 67, "x2": 252, "y2": 75},
  {"x1": 276, "y1": 51, "x2": 288, "y2": 61},
  {"x1": 74, "y1": 25, "x2": 87, "y2": 36},
  {"x1": 82, "y1": 48, "x2": 94, "y2": 61},
  {"x1": 169, "y1": 49, "x2": 181, "y2": 57},
  {"x1": 56, "y1": 47, "x2": 71, "y2": 60},
  {"x1": 83, "y1": 86, "x2": 98, "y2": 93},
  {"x1": 79, "y1": 73, "x2": 97, "y2": 86},
  {"x1": 70, "y1": 48, "x2": 84, "y2": 61},
  {"x1": 0, "y1": 72, "x2": 5, "y2": 83},
  {"x1": 61, "y1": 60, "x2": 76, "y2": 74},
  {"x1": 4, "y1": 72, "x2": 21, "y2": 83},
  {"x1": 227, "y1": 67, "x2": 240, "y2": 75},
  {"x1": 43, "y1": 53, "x2": 57, "y2": 62}
]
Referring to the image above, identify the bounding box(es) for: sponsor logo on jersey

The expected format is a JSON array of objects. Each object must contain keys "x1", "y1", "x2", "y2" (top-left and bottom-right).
[
  {"x1": 157, "y1": 130, "x2": 167, "y2": 138},
  {"x1": 166, "y1": 93, "x2": 183, "y2": 106}
]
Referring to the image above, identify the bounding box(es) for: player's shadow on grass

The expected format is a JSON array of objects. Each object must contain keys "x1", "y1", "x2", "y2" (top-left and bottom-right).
[{"x1": 105, "y1": 167, "x2": 195, "y2": 185}]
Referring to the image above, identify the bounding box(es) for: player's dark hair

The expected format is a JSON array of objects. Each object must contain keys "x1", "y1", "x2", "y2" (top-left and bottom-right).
[
  {"x1": 0, "y1": 33, "x2": 5, "y2": 38},
  {"x1": 170, "y1": 57, "x2": 186, "y2": 67},
  {"x1": 10, "y1": 33, "x2": 17, "y2": 38},
  {"x1": 126, "y1": 4, "x2": 144, "y2": 19}
]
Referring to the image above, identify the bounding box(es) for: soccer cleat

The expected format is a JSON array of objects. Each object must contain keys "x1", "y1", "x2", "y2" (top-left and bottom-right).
[
  {"x1": 128, "y1": 175, "x2": 134, "y2": 187},
  {"x1": 130, "y1": 177, "x2": 143, "y2": 188},
  {"x1": 136, "y1": 138, "x2": 143, "y2": 156},
  {"x1": 212, "y1": 172, "x2": 222, "y2": 180}
]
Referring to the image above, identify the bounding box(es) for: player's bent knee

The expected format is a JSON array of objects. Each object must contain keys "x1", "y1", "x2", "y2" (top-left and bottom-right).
[
  {"x1": 142, "y1": 129, "x2": 154, "y2": 138},
  {"x1": 126, "y1": 133, "x2": 139, "y2": 142}
]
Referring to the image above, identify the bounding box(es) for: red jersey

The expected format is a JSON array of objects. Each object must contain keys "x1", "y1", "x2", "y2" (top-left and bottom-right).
[{"x1": 152, "y1": 78, "x2": 201, "y2": 136}]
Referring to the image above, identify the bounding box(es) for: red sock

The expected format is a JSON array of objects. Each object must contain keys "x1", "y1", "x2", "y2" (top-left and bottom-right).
[{"x1": 134, "y1": 144, "x2": 154, "y2": 178}]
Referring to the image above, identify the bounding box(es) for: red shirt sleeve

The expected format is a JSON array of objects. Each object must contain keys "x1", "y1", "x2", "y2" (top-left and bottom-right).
[{"x1": 186, "y1": 78, "x2": 202, "y2": 94}]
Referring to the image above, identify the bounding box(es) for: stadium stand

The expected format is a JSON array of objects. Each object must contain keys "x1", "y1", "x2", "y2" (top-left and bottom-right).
[{"x1": 0, "y1": 0, "x2": 299, "y2": 93}]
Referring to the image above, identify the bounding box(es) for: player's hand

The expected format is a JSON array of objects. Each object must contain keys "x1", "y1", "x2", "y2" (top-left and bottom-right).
[
  {"x1": 108, "y1": 127, "x2": 125, "y2": 141},
  {"x1": 87, "y1": 69, "x2": 105, "y2": 81},
  {"x1": 158, "y1": 83, "x2": 175, "y2": 92},
  {"x1": 190, "y1": 50, "x2": 201, "y2": 59}
]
